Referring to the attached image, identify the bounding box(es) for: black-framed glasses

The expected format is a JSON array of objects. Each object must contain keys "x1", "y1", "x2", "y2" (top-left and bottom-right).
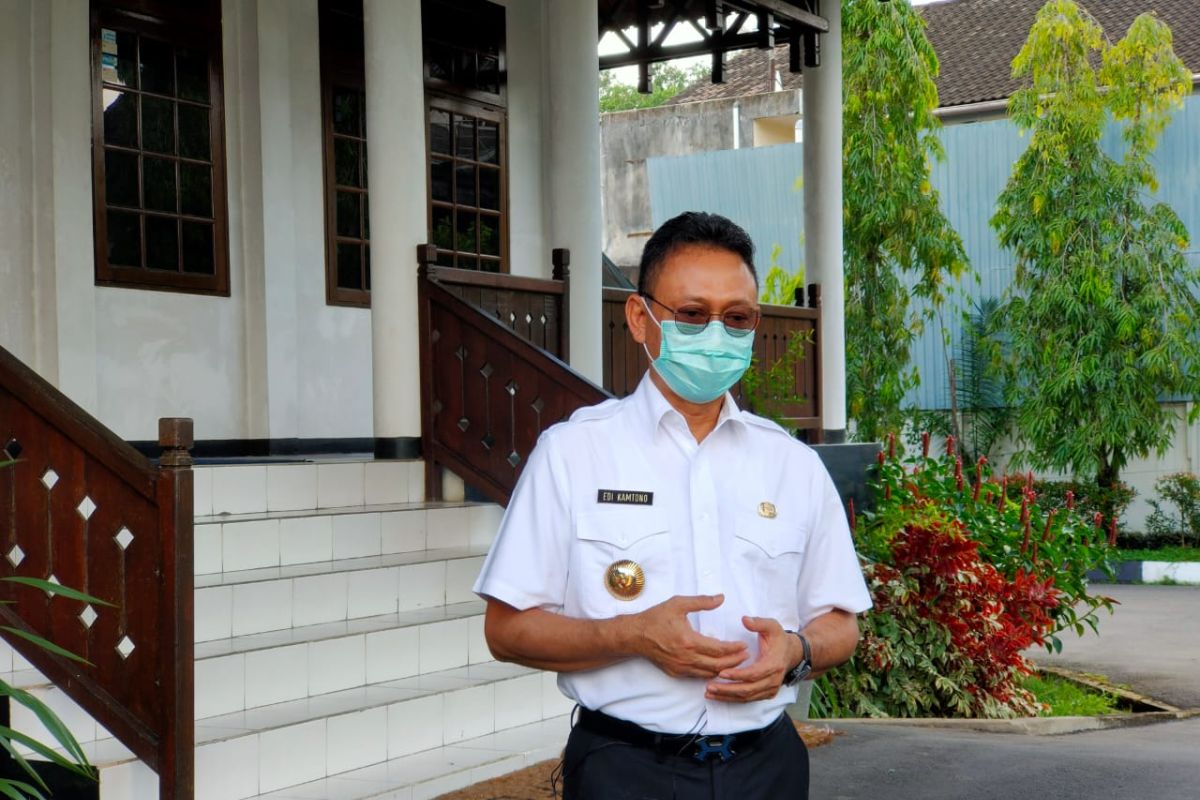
[{"x1": 641, "y1": 293, "x2": 760, "y2": 338}]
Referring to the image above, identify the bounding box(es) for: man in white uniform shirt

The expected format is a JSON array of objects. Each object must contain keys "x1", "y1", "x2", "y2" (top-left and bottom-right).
[{"x1": 474, "y1": 212, "x2": 871, "y2": 799}]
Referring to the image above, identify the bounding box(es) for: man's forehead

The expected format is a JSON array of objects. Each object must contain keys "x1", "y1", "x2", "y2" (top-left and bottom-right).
[{"x1": 654, "y1": 247, "x2": 757, "y2": 293}]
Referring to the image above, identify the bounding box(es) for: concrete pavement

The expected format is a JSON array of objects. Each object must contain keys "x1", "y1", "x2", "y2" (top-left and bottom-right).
[
  {"x1": 807, "y1": 584, "x2": 1200, "y2": 799},
  {"x1": 810, "y1": 717, "x2": 1200, "y2": 799},
  {"x1": 1031, "y1": 584, "x2": 1200, "y2": 709}
]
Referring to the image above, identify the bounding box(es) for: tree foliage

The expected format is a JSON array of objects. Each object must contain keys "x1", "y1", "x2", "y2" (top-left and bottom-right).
[
  {"x1": 598, "y1": 62, "x2": 709, "y2": 113},
  {"x1": 991, "y1": 1, "x2": 1198, "y2": 515},
  {"x1": 843, "y1": 0, "x2": 970, "y2": 443}
]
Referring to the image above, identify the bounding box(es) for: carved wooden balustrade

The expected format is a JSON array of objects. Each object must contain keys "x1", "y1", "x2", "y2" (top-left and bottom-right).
[
  {"x1": 423, "y1": 248, "x2": 570, "y2": 360},
  {"x1": 603, "y1": 284, "x2": 824, "y2": 438},
  {"x1": 0, "y1": 345, "x2": 193, "y2": 799},
  {"x1": 418, "y1": 245, "x2": 609, "y2": 504}
]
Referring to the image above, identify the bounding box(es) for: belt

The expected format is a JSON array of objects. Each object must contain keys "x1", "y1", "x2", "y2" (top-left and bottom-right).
[{"x1": 576, "y1": 707, "x2": 782, "y2": 763}]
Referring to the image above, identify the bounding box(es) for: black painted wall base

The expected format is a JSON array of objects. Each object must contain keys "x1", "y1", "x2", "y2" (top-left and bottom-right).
[
  {"x1": 811, "y1": 441, "x2": 882, "y2": 517},
  {"x1": 127, "y1": 436, "x2": 421, "y2": 461}
]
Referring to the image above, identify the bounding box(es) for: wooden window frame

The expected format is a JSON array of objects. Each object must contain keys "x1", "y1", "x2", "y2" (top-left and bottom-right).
[
  {"x1": 320, "y1": 0, "x2": 371, "y2": 308},
  {"x1": 89, "y1": 0, "x2": 230, "y2": 296},
  {"x1": 425, "y1": 93, "x2": 509, "y2": 274},
  {"x1": 421, "y1": 0, "x2": 507, "y2": 106}
]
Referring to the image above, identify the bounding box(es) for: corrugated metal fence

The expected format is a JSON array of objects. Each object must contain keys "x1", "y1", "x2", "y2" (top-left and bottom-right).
[{"x1": 645, "y1": 93, "x2": 1200, "y2": 410}]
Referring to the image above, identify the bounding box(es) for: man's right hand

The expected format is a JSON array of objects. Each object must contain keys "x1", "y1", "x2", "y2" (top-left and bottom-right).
[{"x1": 629, "y1": 594, "x2": 748, "y2": 678}]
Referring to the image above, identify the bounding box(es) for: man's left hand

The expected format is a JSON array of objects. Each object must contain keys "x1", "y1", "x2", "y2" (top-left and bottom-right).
[{"x1": 703, "y1": 616, "x2": 798, "y2": 703}]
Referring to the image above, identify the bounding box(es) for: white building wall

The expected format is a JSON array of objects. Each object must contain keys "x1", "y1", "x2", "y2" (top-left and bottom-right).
[{"x1": 0, "y1": 0, "x2": 558, "y2": 444}]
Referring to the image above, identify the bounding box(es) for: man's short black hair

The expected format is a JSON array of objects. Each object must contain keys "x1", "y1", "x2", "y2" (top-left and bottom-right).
[{"x1": 637, "y1": 211, "x2": 757, "y2": 296}]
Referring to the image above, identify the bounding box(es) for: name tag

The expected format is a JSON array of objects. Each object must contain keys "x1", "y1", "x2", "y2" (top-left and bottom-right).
[{"x1": 597, "y1": 489, "x2": 654, "y2": 506}]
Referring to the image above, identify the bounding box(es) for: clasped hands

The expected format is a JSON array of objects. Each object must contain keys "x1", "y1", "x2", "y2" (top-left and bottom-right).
[{"x1": 629, "y1": 593, "x2": 799, "y2": 703}]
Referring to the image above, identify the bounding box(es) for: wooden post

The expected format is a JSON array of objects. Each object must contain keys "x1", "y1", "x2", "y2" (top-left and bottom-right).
[
  {"x1": 157, "y1": 417, "x2": 194, "y2": 800},
  {"x1": 416, "y1": 244, "x2": 443, "y2": 502},
  {"x1": 806, "y1": 284, "x2": 824, "y2": 443},
  {"x1": 553, "y1": 248, "x2": 571, "y2": 362}
]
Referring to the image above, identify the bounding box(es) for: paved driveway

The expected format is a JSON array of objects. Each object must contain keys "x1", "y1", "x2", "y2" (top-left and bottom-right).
[
  {"x1": 809, "y1": 584, "x2": 1200, "y2": 799},
  {"x1": 810, "y1": 717, "x2": 1200, "y2": 800},
  {"x1": 1030, "y1": 584, "x2": 1200, "y2": 708}
]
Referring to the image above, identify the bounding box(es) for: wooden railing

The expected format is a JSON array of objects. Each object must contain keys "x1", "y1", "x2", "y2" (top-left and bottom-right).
[
  {"x1": 602, "y1": 285, "x2": 824, "y2": 436},
  {"x1": 0, "y1": 346, "x2": 193, "y2": 799},
  {"x1": 424, "y1": 248, "x2": 570, "y2": 360},
  {"x1": 418, "y1": 245, "x2": 609, "y2": 504}
]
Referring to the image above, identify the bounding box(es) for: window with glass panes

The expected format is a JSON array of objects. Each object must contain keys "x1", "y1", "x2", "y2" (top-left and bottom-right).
[
  {"x1": 423, "y1": 0, "x2": 506, "y2": 272},
  {"x1": 325, "y1": 87, "x2": 370, "y2": 300},
  {"x1": 91, "y1": 2, "x2": 228, "y2": 295},
  {"x1": 320, "y1": 0, "x2": 371, "y2": 306},
  {"x1": 427, "y1": 102, "x2": 504, "y2": 272}
]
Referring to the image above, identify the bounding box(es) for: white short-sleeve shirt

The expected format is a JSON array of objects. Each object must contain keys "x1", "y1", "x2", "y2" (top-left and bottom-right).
[{"x1": 473, "y1": 374, "x2": 872, "y2": 734}]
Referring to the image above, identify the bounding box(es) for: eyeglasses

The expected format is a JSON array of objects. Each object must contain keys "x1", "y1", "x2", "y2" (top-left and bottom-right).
[{"x1": 641, "y1": 293, "x2": 760, "y2": 337}]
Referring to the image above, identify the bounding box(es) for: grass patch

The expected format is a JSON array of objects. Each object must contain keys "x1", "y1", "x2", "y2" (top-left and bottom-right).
[
  {"x1": 1116, "y1": 546, "x2": 1200, "y2": 563},
  {"x1": 1023, "y1": 673, "x2": 1119, "y2": 717}
]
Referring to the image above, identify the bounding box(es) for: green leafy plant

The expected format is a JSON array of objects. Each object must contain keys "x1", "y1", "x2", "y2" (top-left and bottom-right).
[
  {"x1": 842, "y1": 0, "x2": 971, "y2": 442},
  {"x1": 815, "y1": 434, "x2": 1117, "y2": 719},
  {"x1": 760, "y1": 245, "x2": 805, "y2": 306},
  {"x1": 739, "y1": 330, "x2": 811, "y2": 431},
  {"x1": 1145, "y1": 473, "x2": 1200, "y2": 548},
  {"x1": 0, "y1": 457, "x2": 105, "y2": 798},
  {"x1": 990, "y1": 1, "x2": 1199, "y2": 522},
  {"x1": 947, "y1": 299, "x2": 1012, "y2": 463},
  {"x1": 1023, "y1": 480, "x2": 1136, "y2": 537}
]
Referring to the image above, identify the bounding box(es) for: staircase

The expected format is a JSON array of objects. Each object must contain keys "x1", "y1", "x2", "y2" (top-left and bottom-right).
[{"x1": 1, "y1": 458, "x2": 574, "y2": 799}]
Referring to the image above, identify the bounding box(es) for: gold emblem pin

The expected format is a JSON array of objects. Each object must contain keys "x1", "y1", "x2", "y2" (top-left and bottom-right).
[
  {"x1": 605, "y1": 559, "x2": 645, "y2": 600},
  {"x1": 758, "y1": 501, "x2": 777, "y2": 519}
]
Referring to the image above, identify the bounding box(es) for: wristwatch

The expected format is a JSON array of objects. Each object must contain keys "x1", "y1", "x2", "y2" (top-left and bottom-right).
[{"x1": 782, "y1": 631, "x2": 812, "y2": 686}]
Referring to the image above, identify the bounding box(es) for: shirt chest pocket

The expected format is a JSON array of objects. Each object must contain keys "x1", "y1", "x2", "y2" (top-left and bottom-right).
[
  {"x1": 569, "y1": 508, "x2": 673, "y2": 618},
  {"x1": 732, "y1": 512, "x2": 806, "y2": 629}
]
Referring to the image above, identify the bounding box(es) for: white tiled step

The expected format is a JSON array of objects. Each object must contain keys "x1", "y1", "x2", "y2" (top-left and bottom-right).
[
  {"x1": 196, "y1": 548, "x2": 489, "y2": 642},
  {"x1": 195, "y1": 601, "x2": 491, "y2": 717},
  {"x1": 62, "y1": 663, "x2": 571, "y2": 800},
  {"x1": 188, "y1": 662, "x2": 573, "y2": 798},
  {"x1": 251, "y1": 715, "x2": 572, "y2": 800},
  {"x1": 196, "y1": 502, "x2": 502, "y2": 576},
  {"x1": 195, "y1": 460, "x2": 425, "y2": 518}
]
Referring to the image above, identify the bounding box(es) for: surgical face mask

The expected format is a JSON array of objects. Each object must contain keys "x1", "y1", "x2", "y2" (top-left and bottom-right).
[{"x1": 642, "y1": 299, "x2": 755, "y2": 404}]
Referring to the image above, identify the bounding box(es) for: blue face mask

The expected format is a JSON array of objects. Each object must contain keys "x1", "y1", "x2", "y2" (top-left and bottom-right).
[{"x1": 642, "y1": 299, "x2": 755, "y2": 404}]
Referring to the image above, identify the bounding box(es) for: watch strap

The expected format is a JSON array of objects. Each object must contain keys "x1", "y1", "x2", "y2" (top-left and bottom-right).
[{"x1": 783, "y1": 631, "x2": 812, "y2": 686}]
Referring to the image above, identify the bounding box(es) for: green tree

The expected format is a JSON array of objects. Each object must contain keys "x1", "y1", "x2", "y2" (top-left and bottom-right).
[
  {"x1": 991, "y1": 1, "x2": 1198, "y2": 520},
  {"x1": 599, "y1": 62, "x2": 709, "y2": 113},
  {"x1": 843, "y1": 0, "x2": 970, "y2": 442}
]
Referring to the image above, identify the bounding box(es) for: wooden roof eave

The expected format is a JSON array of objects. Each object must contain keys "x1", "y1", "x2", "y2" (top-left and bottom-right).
[{"x1": 598, "y1": 0, "x2": 827, "y2": 88}]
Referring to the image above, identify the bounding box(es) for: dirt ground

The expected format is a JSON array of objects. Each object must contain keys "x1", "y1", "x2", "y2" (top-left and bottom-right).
[{"x1": 434, "y1": 723, "x2": 840, "y2": 800}]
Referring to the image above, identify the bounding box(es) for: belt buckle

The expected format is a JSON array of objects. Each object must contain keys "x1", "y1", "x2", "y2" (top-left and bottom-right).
[{"x1": 692, "y1": 735, "x2": 736, "y2": 763}]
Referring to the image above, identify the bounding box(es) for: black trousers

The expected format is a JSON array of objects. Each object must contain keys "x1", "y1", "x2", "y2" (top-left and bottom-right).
[{"x1": 561, "y1": 713, "x2": 809, "y2": 800}]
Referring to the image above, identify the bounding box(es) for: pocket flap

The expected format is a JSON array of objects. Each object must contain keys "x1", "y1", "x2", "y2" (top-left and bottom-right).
[
  {"x1": 735, "y1": 512, "x2": 805, "y2": 558},
  {"x1": 576, "y1": 507, "x2": 669, "y2": 549}
]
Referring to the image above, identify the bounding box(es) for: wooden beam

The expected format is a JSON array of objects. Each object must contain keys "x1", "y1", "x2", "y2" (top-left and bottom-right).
[
  {"x1": 757, "y1": 10, "x2": 774, "y2": 48},
  {"x1": 599, "y1": 30, "x2": 767, "y2": 69},
  {"x1": 731, "y1": 0, "x2": 828, "y2": 32}
]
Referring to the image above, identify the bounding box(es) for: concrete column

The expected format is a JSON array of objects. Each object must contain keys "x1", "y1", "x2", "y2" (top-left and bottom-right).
[
  {"x1": 363, "y1": 0, "x2": 426, "y2": 455},
  {"x1": 255, "y1": 0, "x2": 301, "y2": 440},
  {"x1": 546, "y1": 0, "x2": 603, "y2": 383},
  {"x1": 48, "y1": 0, "x2": 98, "y2": 412},
  {"x1": 802, "y1": 1, "x2": 847, "y2": 440}
]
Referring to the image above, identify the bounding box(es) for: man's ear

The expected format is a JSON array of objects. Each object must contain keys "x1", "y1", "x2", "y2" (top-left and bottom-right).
[{"x1": 626, "y1": 293, "x2": 651, "y2": 345}]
